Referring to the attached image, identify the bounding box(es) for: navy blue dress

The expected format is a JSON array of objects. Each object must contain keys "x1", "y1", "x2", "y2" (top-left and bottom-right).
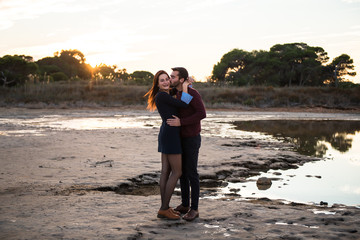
[{"x1": 155, "y1": 91, "x2": 188, "y2": 154}]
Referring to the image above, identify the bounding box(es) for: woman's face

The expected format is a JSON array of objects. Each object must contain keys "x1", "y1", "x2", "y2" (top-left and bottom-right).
[{"x1": 158, "y1": 73, "x2": 170, "y2": 91}]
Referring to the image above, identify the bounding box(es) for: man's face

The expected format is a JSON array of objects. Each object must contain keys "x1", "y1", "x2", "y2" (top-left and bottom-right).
[{"x1": 170, "y1": 71, "x2": 183, "y2": 87}]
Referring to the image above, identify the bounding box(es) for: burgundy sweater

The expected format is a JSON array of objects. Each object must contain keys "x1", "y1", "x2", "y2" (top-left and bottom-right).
[{"x1": 176, "y1": 87, "x2": 206, "y2": 138}]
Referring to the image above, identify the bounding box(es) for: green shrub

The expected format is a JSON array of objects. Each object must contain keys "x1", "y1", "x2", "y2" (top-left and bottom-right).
[{"x1": 50, "y1": 72, "x2": 69, "y2": 81}]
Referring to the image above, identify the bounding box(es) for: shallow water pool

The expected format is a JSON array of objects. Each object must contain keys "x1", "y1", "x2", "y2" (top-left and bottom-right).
[{"x1": 218, "y1": 120, "x2": 360, "y2": 207}]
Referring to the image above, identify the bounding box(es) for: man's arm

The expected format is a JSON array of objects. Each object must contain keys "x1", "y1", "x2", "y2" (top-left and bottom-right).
[
  {"x1": 166, "y1": 115, "x2": 181, "y2": 126},
  {"x1": 166, "y1": 89, "x2": 206, "y2": 126},
  {"x1": 180, "y1": 90, "x2": 206, "y2": 126}
]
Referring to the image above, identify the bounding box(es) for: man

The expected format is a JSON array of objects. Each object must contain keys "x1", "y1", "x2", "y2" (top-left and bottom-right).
[{"x1": 167, "y1": 67, "x2": 206, "y2": 221}]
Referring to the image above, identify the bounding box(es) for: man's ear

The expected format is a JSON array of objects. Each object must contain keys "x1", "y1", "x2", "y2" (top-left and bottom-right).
[{"x1": 179, "y1": 78, "x2": 185, "y2": 83}]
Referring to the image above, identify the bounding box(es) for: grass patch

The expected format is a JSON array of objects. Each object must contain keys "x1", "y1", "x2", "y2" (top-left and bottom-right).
[{"x1": 0, "y1": 81, "x2": 359, "y2": 109}]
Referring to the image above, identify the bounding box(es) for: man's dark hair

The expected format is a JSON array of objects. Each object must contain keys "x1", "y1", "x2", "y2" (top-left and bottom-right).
[{"x1": 172, "y1": 67, "x2": 188, "y2": 81}]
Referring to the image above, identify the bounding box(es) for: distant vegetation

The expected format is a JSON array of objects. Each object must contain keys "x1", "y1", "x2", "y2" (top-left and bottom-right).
[
  {"x1": 0, "y1": 42, "x2": 358, "y2": 88},
  {"x1": 0, "y1": 49, "x2": 154, "y2": 87},
  {"x1": 211, "y1": 43, "x2": 356, "y2": 88},
  {"x1": 0, "y1": 43, "x2": 359, "y2": 110}
]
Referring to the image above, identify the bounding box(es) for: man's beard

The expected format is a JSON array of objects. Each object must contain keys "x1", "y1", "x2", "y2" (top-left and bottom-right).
[{"x1": 170, "y1": 80, "x2": 180, "y2": 88}]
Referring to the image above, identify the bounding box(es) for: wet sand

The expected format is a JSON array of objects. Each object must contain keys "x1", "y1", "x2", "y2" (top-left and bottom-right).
[{"x1": 1, "y1": 107, "x2": 360, "y2": 239}]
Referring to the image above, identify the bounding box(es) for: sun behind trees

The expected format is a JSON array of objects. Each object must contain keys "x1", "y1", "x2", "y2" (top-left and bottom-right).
[
  {"x1": 211, "y1": 43, "x2": 356, "y2": 88},
  {"x1": 37, "y1": 49, "x2": 92, "y2": 82},
  {"x1": 0, "y1": 49, "x2": 153, "y2": 87}
]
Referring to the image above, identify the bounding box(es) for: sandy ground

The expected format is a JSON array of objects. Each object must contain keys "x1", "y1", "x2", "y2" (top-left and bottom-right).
[{"x1": 0, "y1": 107, "x2": 360, "y2": 240}]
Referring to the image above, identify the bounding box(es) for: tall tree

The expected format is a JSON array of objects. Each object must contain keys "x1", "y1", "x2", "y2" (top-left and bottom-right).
[
  {"x1": 326, "y1": 54, "x2": 356, "y2": 87},
  {"x1": 37, "y1": 49, "x2": 92, "y2": 80},
  {"x1": 93, "y1": 64, "x2": 116, "y2": 81},
  {"x1": 245, "y1": 50, "x2": 281, "y2": 86},
  {"x1": 269, "y1": 43, "x2": 329, "y2": 86},
  {"x1": 211, "y1": 49, "x2": 250, "y2": 85},
  {"x1": 0, "y1": 55, "x2": 38, "y2": 87},
  {"x1": 211, "y1": 43, "x2": 337, "y2": 87},
  {"x1": 115, "y1": 68, "x2": 130, "y2": 82},
  {"x1": 55, "y1": 49, "x2": 86, "y2": 64},
  {"x1": 129, "y1": 71, "x2": 154, "y2": 85}
]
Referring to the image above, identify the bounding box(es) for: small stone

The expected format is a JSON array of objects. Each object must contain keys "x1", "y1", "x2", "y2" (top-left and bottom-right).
[
  {"x1": 257, "y1": 177, "x2": 272, "y2": 185},
  {"x1": 256, "y1": 177, "x2": 272, "y2": 190},
  {"x1": 230, "y1": 188, "x2": 240, "y2": 193},
  {"x1": 320, "y1": 201, "x2": 328, "y2": 206}
]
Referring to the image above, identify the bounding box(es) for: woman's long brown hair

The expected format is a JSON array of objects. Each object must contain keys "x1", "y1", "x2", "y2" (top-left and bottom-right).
[{"x1": 144, "y1": 70, "x2": 169, "y2": 111}]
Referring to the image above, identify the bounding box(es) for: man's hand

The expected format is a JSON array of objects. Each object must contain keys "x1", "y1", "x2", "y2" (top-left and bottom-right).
[
  {"x1": 188, "y1": 76, "x2": 195, "y2": 84},
  {"x1": 167, "y1": 115, "x2": 181, "y2": 126}
]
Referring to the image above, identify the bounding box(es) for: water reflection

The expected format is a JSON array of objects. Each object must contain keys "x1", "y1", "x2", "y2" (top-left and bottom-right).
[
  {"x1": 232, "y1": 120, "x2": 360, "y2": 157},
  {"x1": 222, "y1": 120, "x2": 360, "y2": 206}
]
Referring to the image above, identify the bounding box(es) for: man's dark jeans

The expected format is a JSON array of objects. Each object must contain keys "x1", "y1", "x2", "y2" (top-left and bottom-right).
[{"x1": 180, "y1": 134, "x2": 201, "y2": 210}]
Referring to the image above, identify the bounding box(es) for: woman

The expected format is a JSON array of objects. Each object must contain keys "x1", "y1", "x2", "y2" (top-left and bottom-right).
[{"x1": 144, "y1": 70, "x2": 192, "y2": 220}]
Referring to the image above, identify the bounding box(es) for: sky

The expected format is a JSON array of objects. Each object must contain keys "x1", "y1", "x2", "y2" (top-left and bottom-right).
[{"x1": 1, "y1": 0, "x2": 360, "y2": 83}]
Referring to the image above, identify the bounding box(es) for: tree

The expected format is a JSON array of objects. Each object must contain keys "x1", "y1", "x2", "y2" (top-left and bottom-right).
[
  {"x1": 245, "y1": 50, "x2": 281, "y2": 86},
  {"x1": 211, "y1": 43, "x2": 336, "y2": 87},
  {"x1": 55, "y1": 49, "x2": 86, "y2": 64},
  {"x1": 115, "y1": 68, "x2": 130, "y2": 82},
  {"x1": 0, "y1": 55, "x2": 38, "y2": 87},
  {"x1": 326, "y1": 54, "x2": 356, "y2": 87},
  {"x1": 211, "y1": 49, "x2": 250, "y2": 85},
  {"x1": 93, "y1": 64, "x2": 116, "y2": 81},
  {"x1": 50, "y1": 72, "x2": 69, "y2": 81},
  {"x1": 269, "y1": 43, "x2": 329, "y2": 86},
  {"x1": 129, "y1": 71, "x2": 154, "y2": 85},
  {"x1": 37, "y1": 49, "x2": 92, "y2": 80}
]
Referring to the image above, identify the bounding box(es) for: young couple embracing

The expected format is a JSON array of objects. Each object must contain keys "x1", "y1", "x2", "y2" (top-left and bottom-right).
[{"x1": 145, "y1": 67, "x2": 206, "y2": 221}]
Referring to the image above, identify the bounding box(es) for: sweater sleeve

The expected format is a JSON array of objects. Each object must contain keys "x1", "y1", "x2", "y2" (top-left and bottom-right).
[
  {"x1": 179, "y1": 89, "x2": 206, "y2": 126},
  {"x1": 181, "y1": 92, "x2": 193, "y2": 104}
]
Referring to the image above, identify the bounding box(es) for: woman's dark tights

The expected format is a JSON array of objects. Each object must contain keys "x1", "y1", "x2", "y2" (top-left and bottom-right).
[{"x1": 159, "y1": 153, "x2": 182, "y2": 210}]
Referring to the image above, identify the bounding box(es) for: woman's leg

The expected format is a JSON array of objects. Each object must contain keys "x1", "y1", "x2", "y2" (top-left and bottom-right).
[
  {"x1": 162, "y1": 154, "x2": 182, "y2": 210},
  {"x1": 160, "y1": 153, "x2": 171, "y2": 210}
]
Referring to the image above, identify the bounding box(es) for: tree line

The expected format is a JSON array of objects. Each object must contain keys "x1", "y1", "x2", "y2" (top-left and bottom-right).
[
  {"x1": 0, "y1": 43, "x2": 358, "y2": 88},
  {"x1": 0, "y1": 49, "x2": 154, "y2": 87},
  {"x1": 211, "y1": 42, "x2": 356, "y2": 87}
]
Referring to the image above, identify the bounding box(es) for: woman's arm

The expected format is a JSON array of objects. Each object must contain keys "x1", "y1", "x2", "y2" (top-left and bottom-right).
[
  {"x1": 156, "y1": 92, "x2": 190, "y2": 108},
  {"x1": 180, "y1": 79, "x2": 193, "y2": 104}
]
